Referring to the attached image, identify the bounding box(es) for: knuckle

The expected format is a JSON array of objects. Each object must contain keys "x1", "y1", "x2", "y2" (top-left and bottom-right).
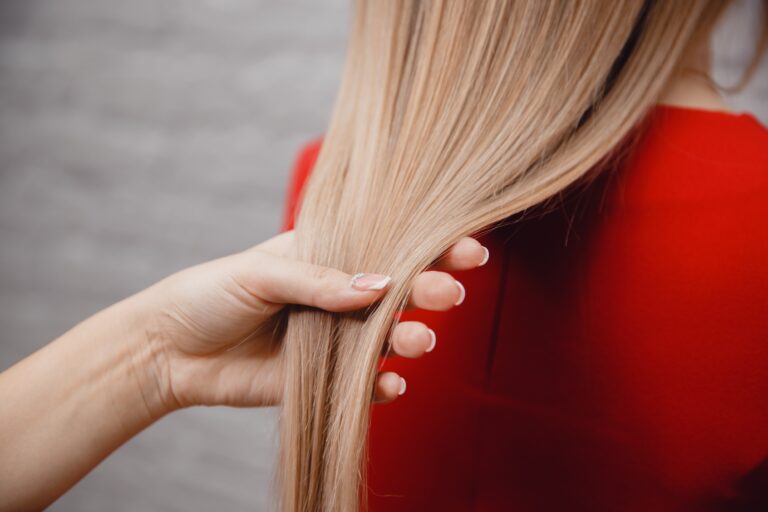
[
  {"x1": 309, "y1": 265, "x2": 333, "y2": 283},
  {"x1": 307, "y1": 266, "x2": 343, "y2": 309}
]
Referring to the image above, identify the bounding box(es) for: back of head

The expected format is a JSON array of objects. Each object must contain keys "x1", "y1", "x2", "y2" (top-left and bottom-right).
[{"x1": 279, "y1": 1, "x2": 729, "y2": 510}]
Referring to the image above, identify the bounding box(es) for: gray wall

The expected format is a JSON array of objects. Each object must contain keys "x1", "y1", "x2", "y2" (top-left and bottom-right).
[
  {"x1": 0, "y1": 1, "x2": 764, "y2": 511},
  {"x1": 0, "y1": 1, "x2": 347, "y2": 511}
]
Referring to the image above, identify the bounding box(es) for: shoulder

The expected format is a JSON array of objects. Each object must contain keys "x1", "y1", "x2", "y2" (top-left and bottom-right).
[{"x1": 607, "y1": 105, "x2": 768, "y2": 209}]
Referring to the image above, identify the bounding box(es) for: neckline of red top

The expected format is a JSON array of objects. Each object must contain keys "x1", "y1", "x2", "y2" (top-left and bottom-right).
[{"x1": 654, "y1": 102, "x2": 764, "y2": 125}]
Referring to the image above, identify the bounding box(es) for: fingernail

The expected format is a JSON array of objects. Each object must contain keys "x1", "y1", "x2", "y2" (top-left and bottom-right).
[
  {"x1": 350, "y1": 273, "x2": 391, "y2": 291},
  {"x1": 426, "y1": 328, "x2": 436, "y2": 353},
  {"x1": 398, "y1": 377, "x2": 407, "y2": 396},
  {"x1": 454, "y1": 280, "x2": 466, "y2": 305},
  {"x1": 479, "y1": 246, "x2": 490, "y2": 266}
]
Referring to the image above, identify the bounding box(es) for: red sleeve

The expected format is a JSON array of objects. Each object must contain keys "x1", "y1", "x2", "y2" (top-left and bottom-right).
[{"x1": 281, "y1": 138, "x2": 323, "y2": 231}]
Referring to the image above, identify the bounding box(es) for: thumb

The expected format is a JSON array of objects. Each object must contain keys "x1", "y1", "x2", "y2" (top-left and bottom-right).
[{"x1": 234, "y1": 250, "x2": 392, "y2": 313}]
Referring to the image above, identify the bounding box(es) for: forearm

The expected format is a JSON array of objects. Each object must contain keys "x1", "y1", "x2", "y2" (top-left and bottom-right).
[{"x1": 0, "y1": 292, "x2": 170, "y2": 511}]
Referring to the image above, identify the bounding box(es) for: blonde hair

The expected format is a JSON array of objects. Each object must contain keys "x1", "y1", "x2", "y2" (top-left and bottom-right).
[{"x1": 279, "y1": 1, "x2": 729, "y2": 510}]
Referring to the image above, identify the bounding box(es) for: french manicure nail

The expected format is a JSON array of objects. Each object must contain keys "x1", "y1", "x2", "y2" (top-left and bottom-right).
[
  {"x1": 479, "y1": 246, "x2": 490, "y2": 266},
  {"x1": 454, "y1": 280, "x2": 466, "y2": 305},
  {"x1": 398, "y1": 377, "x2": 407, "y2": 396},
  {"x1": 426, "y1": 328, "x2": 437, "y2": 353},
  {"x1": 350, "y1": 273, "x2": 392, "y2": 291}
]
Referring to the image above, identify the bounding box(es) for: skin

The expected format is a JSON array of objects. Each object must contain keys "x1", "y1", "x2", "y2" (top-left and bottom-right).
[
  {"x1": 0, "y1": 22, "x2": 727, "y2": 511},
  {"x1": 658, "y1": 29, "x2": 729, "y2": 112},
  {"x1": 0, "y1": 231, "x2": 487, "y2": 511}
]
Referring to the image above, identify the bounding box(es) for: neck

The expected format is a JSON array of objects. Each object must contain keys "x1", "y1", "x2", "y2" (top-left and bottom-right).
[{"x1": 657, "y1": 31, "x2": 730, "y2": 112}]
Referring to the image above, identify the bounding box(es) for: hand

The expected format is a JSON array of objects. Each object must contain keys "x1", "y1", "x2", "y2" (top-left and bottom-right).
[
  {"x1": 0, "y1": 230, "x2": 488, "y2": 510},
  {"x1": 141, "y1": 231, "x2": 489, "y2": 411}
]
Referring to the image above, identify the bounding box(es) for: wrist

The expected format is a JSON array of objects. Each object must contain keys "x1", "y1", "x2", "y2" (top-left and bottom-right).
[
  {"x1": 0, "y1": 288, "x2": 178, "y2": 508},
  {"x1": 117, "y1": 288, "x2": 181, "y2": 419}
]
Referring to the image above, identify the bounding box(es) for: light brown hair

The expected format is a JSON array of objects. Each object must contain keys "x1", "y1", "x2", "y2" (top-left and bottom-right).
[{"x1": 279, "y1": 1, "x2": 732, "y2": 510}]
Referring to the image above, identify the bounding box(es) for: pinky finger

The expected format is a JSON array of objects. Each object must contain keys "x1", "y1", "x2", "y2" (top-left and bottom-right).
[{"x1": 373, "y1": 371, "x2": 407, "y2": 404}]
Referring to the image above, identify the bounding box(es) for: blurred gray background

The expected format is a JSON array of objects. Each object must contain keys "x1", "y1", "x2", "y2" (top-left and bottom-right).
[{"x1": 0, "y1": 0, "x2": 765, "y2": 511}]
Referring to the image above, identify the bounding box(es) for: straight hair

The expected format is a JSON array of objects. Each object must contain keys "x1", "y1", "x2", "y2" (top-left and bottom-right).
[{"x1": 279, "y1": 1, "x2": 733, "y2": 510}]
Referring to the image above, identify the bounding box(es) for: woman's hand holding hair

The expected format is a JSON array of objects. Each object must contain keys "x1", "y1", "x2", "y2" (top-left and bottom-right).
[
  {"x1": 0, "y1": 231, "x2": 488, "y2": 511},
  {"x1": 146, "y1": 230, "x2": 488, "y2": 410}
]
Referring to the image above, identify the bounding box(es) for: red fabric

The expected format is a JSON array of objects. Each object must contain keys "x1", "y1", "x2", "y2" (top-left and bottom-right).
[{"x1": 281, "y1": 106, "x2": 768, "y2": 511}]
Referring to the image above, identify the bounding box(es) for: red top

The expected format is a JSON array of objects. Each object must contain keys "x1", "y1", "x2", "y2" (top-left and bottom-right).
[{"x1": 282, "y1": 105, "x2": 768, "y2": 511}]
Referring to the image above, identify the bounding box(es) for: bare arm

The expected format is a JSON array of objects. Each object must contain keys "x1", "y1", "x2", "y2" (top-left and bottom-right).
[
  {"x1": 0, "y1": 232, "x2": 487, "y2": 510},
  {"x1": 0, "y1": 294, "x2": 164, "y2": 510}
]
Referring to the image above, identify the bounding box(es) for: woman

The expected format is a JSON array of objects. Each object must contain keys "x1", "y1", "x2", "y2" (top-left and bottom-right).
[{"x1": 282, "y1": 1, "x2": 767, "y2": 511}]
